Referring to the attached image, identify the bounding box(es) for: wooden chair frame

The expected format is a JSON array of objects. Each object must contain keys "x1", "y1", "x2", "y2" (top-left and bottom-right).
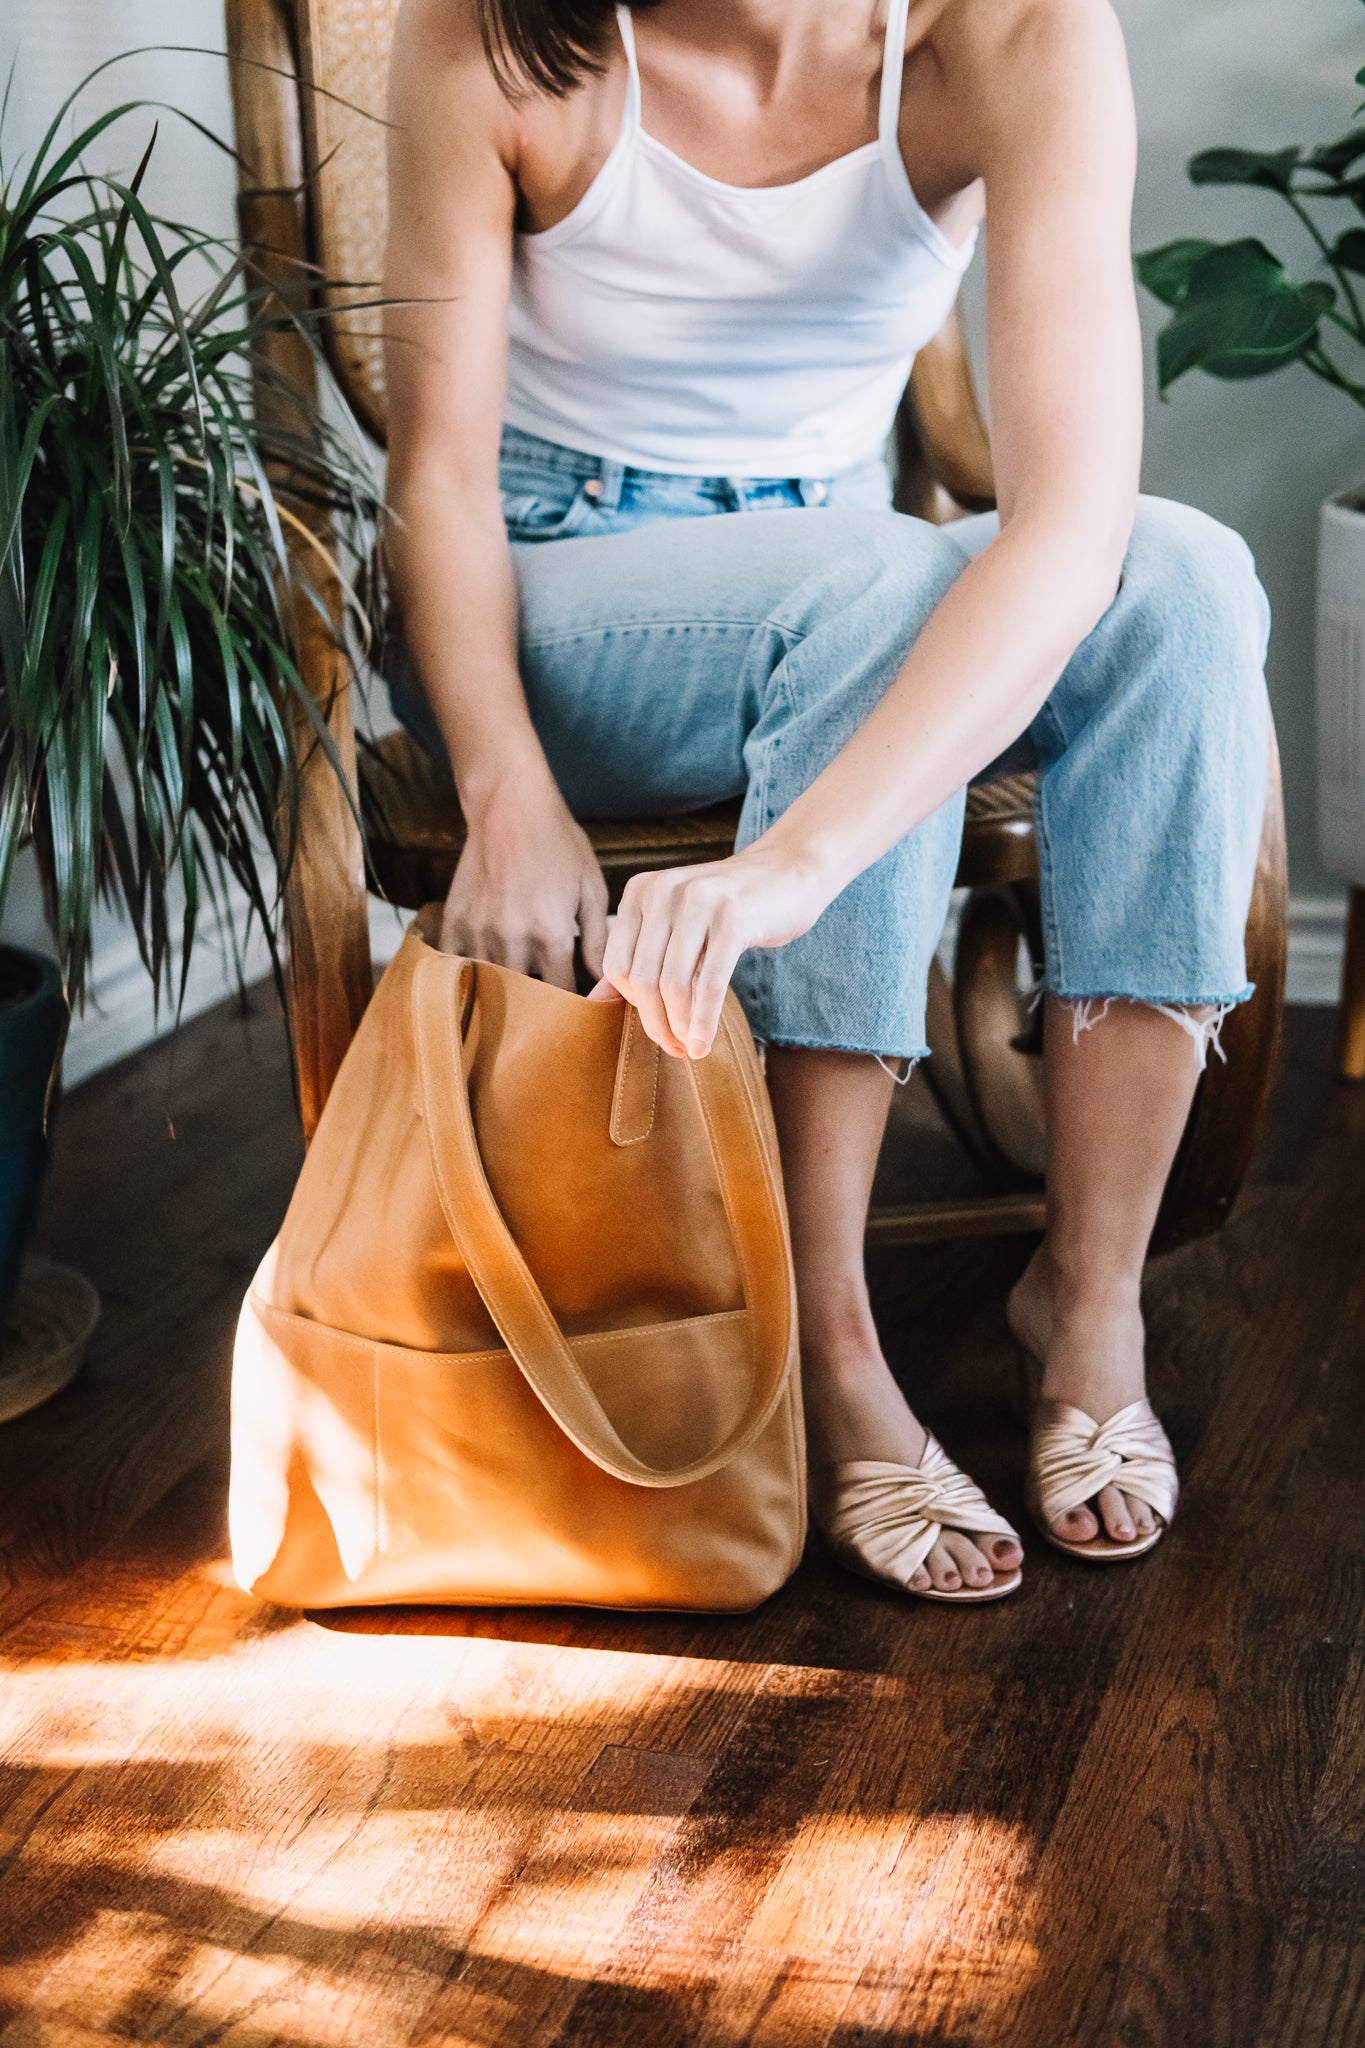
[
  {"x1": 225, "y1": 0, "x2": 1289, "y2": 1254},
  {"x1": 1338, "y1": 887, "x2": 1365, "y2": 1083}
]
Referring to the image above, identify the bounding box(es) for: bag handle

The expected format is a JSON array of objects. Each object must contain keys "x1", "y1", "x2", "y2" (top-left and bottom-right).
[{"x1": 411, "y1": 952, "x2": 795, "y2": 1490}]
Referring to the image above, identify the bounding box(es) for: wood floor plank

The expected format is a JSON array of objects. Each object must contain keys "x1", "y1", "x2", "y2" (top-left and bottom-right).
[{"x1": 0, "y1": 994, "x2": 1358, "y2": 2046}]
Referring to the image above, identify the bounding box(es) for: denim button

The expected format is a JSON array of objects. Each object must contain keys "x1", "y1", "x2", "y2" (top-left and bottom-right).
[{"x1": 583, "y1": 478, "x2": 603, "y2": 500}]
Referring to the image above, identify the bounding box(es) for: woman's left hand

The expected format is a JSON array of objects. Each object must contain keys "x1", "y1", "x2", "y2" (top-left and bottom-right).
[{"x1": 590, "y1": 842, "x2": 832, "y2": 1059}]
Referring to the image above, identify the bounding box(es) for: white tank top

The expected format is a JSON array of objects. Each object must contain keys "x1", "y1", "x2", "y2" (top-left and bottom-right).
[{"x1": 503, "y1": 0, "x2": 978, "y2": 477}]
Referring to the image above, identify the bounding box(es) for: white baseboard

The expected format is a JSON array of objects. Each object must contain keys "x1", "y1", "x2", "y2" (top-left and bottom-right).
[
  {"x1": 61, "y1": 917, "x2": 273, "y2": 1090},
  {"x1": 56, "y1": 889, "x2": 1347, "y2": 1089}
]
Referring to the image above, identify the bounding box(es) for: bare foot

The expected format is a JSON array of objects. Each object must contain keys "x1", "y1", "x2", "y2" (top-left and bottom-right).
[
  {"x1": 802, "y1": 1330, "x2": 1023, "y2": 1596},
  {"x1": 1007, "y1": 1246, "x2": 1158, "y2": 1547}
]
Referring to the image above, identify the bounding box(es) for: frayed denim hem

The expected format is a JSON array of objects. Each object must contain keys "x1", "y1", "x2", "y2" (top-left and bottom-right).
[
  {"x1": 754, "y1": 1031, "x2": 928, "y2": 1082},
  {"x1": 1039, "y1": 985, "x2": 1256, "y2": 1073}
]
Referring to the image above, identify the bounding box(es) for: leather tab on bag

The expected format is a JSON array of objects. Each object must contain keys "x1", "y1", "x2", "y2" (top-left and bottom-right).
[{"x1": 610, "y1": 1006, "x2": 661, "y2": 1147}]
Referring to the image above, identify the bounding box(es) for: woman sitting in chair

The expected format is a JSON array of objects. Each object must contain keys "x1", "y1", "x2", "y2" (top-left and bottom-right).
[{"x1": 382, "y1": 0, "x2": 1270, "y2": 1602}]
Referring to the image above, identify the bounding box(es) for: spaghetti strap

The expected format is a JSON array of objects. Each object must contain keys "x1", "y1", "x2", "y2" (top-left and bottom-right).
[
  {"x1": 616, "y1": 7, "x2": 640, "y2": 81},
  {"x1": 615, "y1": 4, "x2": 643, "y2": 128},
  {"x1": 878, "y1": 0, "x2": 912, "y2": 147}
]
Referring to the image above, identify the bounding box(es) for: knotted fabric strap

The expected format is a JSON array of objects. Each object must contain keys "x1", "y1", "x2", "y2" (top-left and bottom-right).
[
  {"x1": 822, "y1": 1438, "x2": 1019, "y2": 1586},
  {"x1": 411, "y1": 951, "x2": 796, "y2": 1491},
  {"x1": 1031, "y1": 1398, "x2": 1179, "y2": 1525}
]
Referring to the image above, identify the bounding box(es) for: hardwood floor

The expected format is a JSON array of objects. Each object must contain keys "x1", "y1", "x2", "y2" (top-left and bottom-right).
[{"x1": 0, "y1": 993, "x2": 1362, "y2": 2047}]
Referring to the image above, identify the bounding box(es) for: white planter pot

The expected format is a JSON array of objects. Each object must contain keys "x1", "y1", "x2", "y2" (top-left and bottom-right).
[{"x1": 1318, "y1": 492, "x2": 1365, "y2": 888}]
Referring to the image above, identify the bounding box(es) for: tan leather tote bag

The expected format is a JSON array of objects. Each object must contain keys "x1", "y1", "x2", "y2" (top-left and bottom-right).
[{"x1": 230, "y1": 907, "x2": 805, "y2": 1612}]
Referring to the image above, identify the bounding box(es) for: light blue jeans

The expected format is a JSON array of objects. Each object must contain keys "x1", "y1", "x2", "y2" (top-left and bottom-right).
[{"x1": 387, "y1": 425, "x2": 1272, "y2": 1060}]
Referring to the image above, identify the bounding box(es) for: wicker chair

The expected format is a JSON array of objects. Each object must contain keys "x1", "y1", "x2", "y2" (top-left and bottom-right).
[{"x1": 225, "y1": 0, "x2": 1289, "y2": 1252}]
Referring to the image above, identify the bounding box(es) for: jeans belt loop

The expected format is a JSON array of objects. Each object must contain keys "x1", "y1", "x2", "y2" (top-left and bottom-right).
[
  {"x1": 586, "y1": 459, "x2": 625, "y2": 513},
  {"x1": 798, "y1": 477, "x2": 830, "y2": 507}
]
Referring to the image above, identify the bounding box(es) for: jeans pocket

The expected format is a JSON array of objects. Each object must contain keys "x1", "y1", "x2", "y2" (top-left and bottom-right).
[{"x1": 500, "y1": 480, "x2": 598, "y2": 543}]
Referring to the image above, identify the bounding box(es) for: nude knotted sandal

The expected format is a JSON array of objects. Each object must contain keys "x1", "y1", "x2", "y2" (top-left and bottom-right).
[
  {"x1": 1021, "y1": 1359, "x2": 1179, "y2": 1561},
  {"x1": 811, "y1": 1434, "x2": 1023, "y2": 1604}
]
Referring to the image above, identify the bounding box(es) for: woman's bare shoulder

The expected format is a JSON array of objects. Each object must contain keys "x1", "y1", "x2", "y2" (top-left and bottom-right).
[
  {"x1": 390, "y1": 0, "x2": 517, "y2": 127},
  {"x1": 392, "y1": 0, "x2": 485, "y2": 69},
  {"x1": 389, "y1": 0, "x2": 520, "y2": 163},
  {"x1": 932, "y1": 0, "x2": 1128, "y2": 92}
]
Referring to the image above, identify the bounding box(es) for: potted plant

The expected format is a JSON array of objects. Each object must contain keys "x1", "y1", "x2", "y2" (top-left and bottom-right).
[
  {"x1": 0, "y1": 80, "x2": 382, "y2": 1413},
  {"x1": 1134, "y1": 1, "x2": 1365, "y2": 1033}
]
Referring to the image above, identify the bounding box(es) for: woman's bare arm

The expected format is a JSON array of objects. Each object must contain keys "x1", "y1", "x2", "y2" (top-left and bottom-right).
[
  {"x1": 385, "y1": 0, "x2": 608, "y2": 984},
  {"x1": 601, "y1": 0, "x2": 1143, "y2": 1058}
]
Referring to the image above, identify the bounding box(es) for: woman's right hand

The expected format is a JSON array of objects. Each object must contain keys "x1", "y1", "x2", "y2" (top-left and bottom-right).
[{"x1": 439, "y1": 766, "x2": 609, "y2": 990}]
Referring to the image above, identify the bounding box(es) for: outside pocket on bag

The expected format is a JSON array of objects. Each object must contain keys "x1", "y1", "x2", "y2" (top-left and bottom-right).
[{"x1": 232, "y1": 1295, "x2": 800, "y2": 1611}]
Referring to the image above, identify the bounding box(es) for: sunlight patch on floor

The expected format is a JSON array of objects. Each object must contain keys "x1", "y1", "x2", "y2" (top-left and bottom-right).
[{"x1": 0, "y1": 1620, "x2": 1041, "y2": 2045}]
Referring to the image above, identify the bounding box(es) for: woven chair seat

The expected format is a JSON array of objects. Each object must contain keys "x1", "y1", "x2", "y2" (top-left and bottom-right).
[{"x1": 359, "y1": 729, "x2": 1039, "y2": 909}]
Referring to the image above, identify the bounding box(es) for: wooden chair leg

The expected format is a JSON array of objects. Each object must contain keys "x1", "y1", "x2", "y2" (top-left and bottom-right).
[{"x1": 1337, "y1": 886, "x2": 1365, "y2": 1083}]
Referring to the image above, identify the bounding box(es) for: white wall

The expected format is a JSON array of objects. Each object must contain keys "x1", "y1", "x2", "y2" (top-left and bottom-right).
[
  {"x1": 2, "y1": 0, "x2": 1358, "y2": 1075},
  {"x1": 1125, "y1": 0, "x2": 1362, "y2": 904},
  {"x1": 2, "y1": 1, "x2": 236, "y2": 219}
]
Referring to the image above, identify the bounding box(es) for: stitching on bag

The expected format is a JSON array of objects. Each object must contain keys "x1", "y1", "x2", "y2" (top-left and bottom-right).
[
  {"x1": 693, "y1": 1009, "x2": 795, "y2": 1389},
  {"x1": 689, "y1": 1051, "x2": 759, "y2": 1388},
  {"x1": 712, "y1": 1016, "x2": 803, "y2": 1557},
  {"x1": 250, "y1": 1291, "x2": 747, "y2": 1362},
  {"x1": 722, "y1": 1013, "x2": 794, "y2": 1278},
  {"x1": 610, "y1": 1007, "x2": 660, "y2": 1146},
  {"x1": 373, "y1": 1346, "x2": 386, "y2": 1563},
  {"x1": 561, "y1": 1313, "x2": 745, "y2": 1349}
]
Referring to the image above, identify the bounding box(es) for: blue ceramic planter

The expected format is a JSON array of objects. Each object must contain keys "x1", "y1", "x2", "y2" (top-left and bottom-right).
[{"x1": 0, "y1": 948, "x2": 66, "y2": 1330}]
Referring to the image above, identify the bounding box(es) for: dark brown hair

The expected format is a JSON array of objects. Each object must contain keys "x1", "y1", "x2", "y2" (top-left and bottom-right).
[{"x1": 475, "y1": 0, "x2": 663, "y2": 98}]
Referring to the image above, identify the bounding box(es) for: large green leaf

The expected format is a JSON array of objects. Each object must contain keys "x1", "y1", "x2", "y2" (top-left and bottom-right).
[
  {"x1": 1157, "y1": 279, "x2": 1336, "y2": 390},
  {"x1": 1182, "y1": 238, "x2": 1289, "y2": 300},
  {"x1": 1306, "y1": 127, "x2": 1365, "y2": 178},
  {"x1": 1334, "y1": 228, "x2": 1365, "y2": 276},
  {"x1": 1188, "y1": 146, "x2": 1302, "y2": 193},
  {"x1": 1134, "y1": 239, "x2": 1219, "y2": 308}
]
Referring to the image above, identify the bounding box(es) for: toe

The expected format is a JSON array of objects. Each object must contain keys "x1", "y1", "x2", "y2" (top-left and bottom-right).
[
  {"x1": 909, "y1": 1568, "x2": 932, "y2": 1592},
  {"x1": 1053, "y1": 1502, "x2": 1099, "y2": 1543},
  {"x1": 1125, "y1": 1492, "x2": 1156, "y2": 1539},
  {"x1": 925, "y1": 1539, "x2": 962, "y2": 1594},
  {"x1": 941, "y1": 1530, "x2": 996, "y2": 1590},
  {"x1": 1097, "y1": 1484, "x2": 1135, "y2": 1543},
  {"x1": 990, "y1": 1534, "x2": 1023, "y2": 1570}
]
